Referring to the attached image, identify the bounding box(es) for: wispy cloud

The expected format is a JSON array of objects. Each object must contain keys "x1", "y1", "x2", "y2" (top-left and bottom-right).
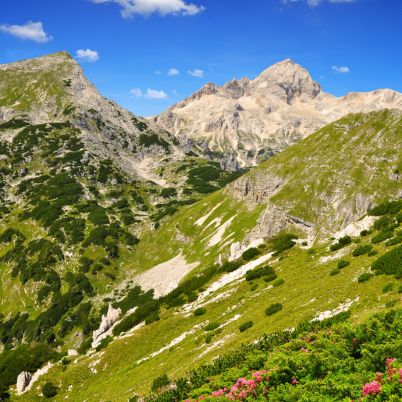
[
  {"x1": 167, "y1": 68, "x2": 180, "y2": 76},
  {"x1": 332, "y1": 65, "x2": 350, "y2": 74},
  {"x1": 131, "y1": 88, "x2": 168, "y2": 99},
  {"x1": 76, "y1": 49, "x2": 100, "y2": 62},
  {"x1": 91, "y1": 0, "x2": 205, "y2": 18},
  {"x1": 282, "y1": 0, "x2": 357, "y2": 7},
  {"x1": 187, "y1": 68, "x2": 204, "y2": 78},
  {"x1": 0, "y1": 21, "x2": 52, "y2": 43}
]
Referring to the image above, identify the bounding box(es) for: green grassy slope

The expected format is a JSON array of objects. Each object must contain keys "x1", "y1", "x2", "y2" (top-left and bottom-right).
[{"x1": 229, "y1": 109, "x2": 402, "y2": 234}]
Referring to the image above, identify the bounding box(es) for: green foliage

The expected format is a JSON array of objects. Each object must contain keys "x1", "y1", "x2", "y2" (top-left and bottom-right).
[
  {"x1": 160, "y1": 188, "x2": 177, "y2": 198},
  {"x1": 270, "y1": 233, "x2": 298, "y2": 255},
  {"x1": 113, "y1": 300, "x2": 160, "y2": 336},
  {"x1": 337, "y1": 259, "x2": 350, "y2": 269},
  {"x1": 330, "y1": 268, "x2": 340, "y2": 276},
  {"x1": 352, "y1": 244, "x2": 373, "y2": 256},
  {"x1": 369, "y1": 200, "x2": 402, "y2": 216},
  {"x1": 272, "y1": 278, "x2": 285, "y2": 287},
  {"x1": 239, "y1": 321, "x2": 253, "y2": 332},
  {"x1": 265, "y1": 303, "x2": 283, "y2": 316},
  {"x1": 371, "y1": 245, "x2": 402, "y2": 278},
  {"x1": 357, "y1": 273, "x2": 374, "y2": 283},
  {"x1": 113, "y1": 286, "x2": 154, "y2": 314},
  {"x1": 139, "y1": 133, "x2": 170, "y2": 151},
  {"x1": 241, "y1": 247, "x2": 262, "y2": 261},
  {"x1": 330, "y1": 236, "x2": 352, "y2": 251},
  {"x1": 245, "y1": 265, "x2": 276, "y2": 282},
  {"x1": 194, "y1": 308, "x2": 206, "y2": 316},
  {"x1": 42, "y1": 381, "x2": 58, "y2": 398},
  {"x1": 151, "y1": 374, "x2": 170, "y2": 392},
  {"x1": 0, "y1": 344, "x2": 59, "y2": 398},
  {"x1": 204, "y1": 322, "x2": 220, "y2": 331}
]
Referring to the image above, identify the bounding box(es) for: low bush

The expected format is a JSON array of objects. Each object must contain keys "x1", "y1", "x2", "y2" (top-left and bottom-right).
[
  {"x1": 371, "y1": 245, "x2": 402, "y2": 278},
  {"x1": 270, "y1": 233, "x2": 298, "y2": 255},
  {"x1": 204, "y1": 322, "x2": 220, "y2": 331},
  {"x1": 42, "y1": 382, "x2": 58, "y2": 398},
  {"x1": 352, "y1": 244, "x2": 373, "y2": 256},
  {"x1": 151, "y1": 374, "x2": 170, "y2": 392},
  {"x1": 265, "y1": 303, "x2": 283, "y2": 316},
  {"x1": 272, "y1": 278, "x2": 285, "y2": 287},
  {"x1": 241, "y1": 247, "x2": 262, "y2": 261},
  {"x1": 337, "y1": 259, "x2": 350, "y2": 269},
  {"x1": 330, "y1": 268, "x2": 340, "y2": 276},
  {"x1": 357, "y1": 273, "x2": 374, "y2": 283},
  {"x1": 194, "y1": 308, "x2": 206, "y2": 316},
  {"x1": 239, "y1": 321, "x2": 253, "y2": 332},
  {"x1": 246, "y1": 265, "x2": 276, "y2": 282},
  {"x1": 330, "y1": 236, "x2": 352, "y2": 251}
]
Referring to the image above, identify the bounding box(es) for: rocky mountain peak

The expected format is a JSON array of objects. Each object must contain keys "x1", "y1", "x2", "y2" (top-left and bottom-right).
[{"x1": 254, "y1": 58, "x2": 321, "y2": 100}]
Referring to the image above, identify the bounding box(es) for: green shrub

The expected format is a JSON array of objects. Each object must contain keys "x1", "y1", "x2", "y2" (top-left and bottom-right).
[
  {"x1": 337, "y1": 259, "x2": 350, "y2": 269},
  {"x1": 382, "y1": 283, "x2": 394, "y2": 293},
  {"x1": 270, "y1": 233, "x2": 298, "y2": 255},
  {"x1": 42, "y1": 382, "x2": 58, "y2": 398},
  {"x1": 241, "y1": 247, "x2": 262, "y2": 261},
  {"x1": 372, "y1": 230, "x2": 394, "y2": 244},
  {"x1": 330, "y1": 236, "x2": 352, "y2": 251},
  {"x1": 368, "y1": 249, "x2": 378, "y2": 256},
  {"x1": 272, "y1": 278, "x2": 285, "y2": 287},
  {"x1": 371, "y1": 245, "x2": 402, "y2": 277},
  {"x1": 160, "y1": 188, "x2": 177, "y2": 198},
  {"x1": 265, "y1": 303, "x2": 283, "y2": 316},
  {"x1": 194, "y1": 308, "x2": 206, "y2": 316},
  {"x1": 239, "y1": 321, "x2": 253, "y2": 332},
  {"x1": 330, "y1": 268, "x2": 340, "y2": 276},
  {"x1": 369, "y1": 200, "x2": 402, "y2": 216},
  {"x1": 246, "y1": 265, "x2": 276, "y2": 282},
  {"x1": 385, "y1": 235, "x2": 402, "y2": 246},
  {"x1": 204, "y1": 322, "x2": 220, "y2": 331},
  {"x1": 352, "y1": 244, "x2": 373, "y2": 256},
  {"x1": 357, "y1": 273, "x2": 374, "y2": 283},
  {"x1": 151, "y1": 374, "x2": 170, "y2": 392}
]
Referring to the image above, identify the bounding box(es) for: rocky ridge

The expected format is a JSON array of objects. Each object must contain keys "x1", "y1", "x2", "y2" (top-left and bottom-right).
[{"x1": 155, "y1": 59, "x2": 402, "y2": 166}]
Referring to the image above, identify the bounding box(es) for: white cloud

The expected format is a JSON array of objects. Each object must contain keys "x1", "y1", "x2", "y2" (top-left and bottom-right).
[
  {"x1": 91, "y1": 0, "x2": 205, "y2": 18},
  {"x1": 0, "y1": 21, "x2": 52, "y2": 43},
  {"x1": 154, "y1": 70, "x2": 162, "y2": 75},
  {"x1": 75, "y1": 49, "x2": 100, "y2": 62},
  {"x1": 131, "y1": 88, "x2": 143, "y2": 97},
  {"x1": 145, "y1": 88, "x2": 168, "y2": 99},
  {"x1": 130, "y1": 87, "x2": 168, "y2": 99},
  {"x1": 283, "y1": 0, "x2": 357, "y2": 6},
  {"x1": 167, "y1": 68, "x2": 180, "y2": 76},
  {"x1": 187, "y1": 68, "x2": 204, "y2": 78},
  {"x1": 332, "y1": 65, "x2": 350, "y2": 74}
]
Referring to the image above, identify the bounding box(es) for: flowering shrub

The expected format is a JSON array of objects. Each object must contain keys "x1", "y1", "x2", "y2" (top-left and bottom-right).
[{"x1": 144, "y1": 309, "x2": 402, "y2": 402}]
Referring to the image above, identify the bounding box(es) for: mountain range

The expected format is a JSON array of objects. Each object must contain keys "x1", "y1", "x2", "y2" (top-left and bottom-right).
[{"x1": 155, "y1": 58, "x2": 402, "y2": 167}]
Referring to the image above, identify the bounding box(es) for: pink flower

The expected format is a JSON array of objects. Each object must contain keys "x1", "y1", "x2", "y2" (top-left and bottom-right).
[
  {"x1": 399, "y1": 368, "x2": 402, "y2": 384},
  {"x1": 300, "y1": 347, "x2": 309, "y2": 353},
  {"x1": 362, "y1": 381, "x2": 381, "y2": 396},
  {"x1": 291, "y1": 378, "x2": 299, "y2": 385}
]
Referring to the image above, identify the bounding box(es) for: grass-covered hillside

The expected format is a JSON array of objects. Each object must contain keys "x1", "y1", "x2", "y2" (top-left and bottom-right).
[{"x1": 228, "y1": 109, "x2": 402, "y2": 237}]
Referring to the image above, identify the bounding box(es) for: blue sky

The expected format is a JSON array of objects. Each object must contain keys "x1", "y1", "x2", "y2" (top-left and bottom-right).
[{"x1": 1, "y1": 0, "x2": 401, "y2": 116}]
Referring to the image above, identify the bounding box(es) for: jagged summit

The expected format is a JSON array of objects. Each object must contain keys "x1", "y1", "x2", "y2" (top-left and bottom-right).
[{"x1": 155, "y1": 59, "x2": 402, "y2": 167}]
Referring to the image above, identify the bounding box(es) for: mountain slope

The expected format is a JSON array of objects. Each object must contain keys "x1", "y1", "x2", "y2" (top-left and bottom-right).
[
  {"x1": 0, "y1": 52, "x2": 244, "y2": 377},
  {"x1": 155, "y1": 59, "x2": 402, "y2": 167},
  {"x1": 5, "y1": 110, "x2": 401, "y2": 401}
]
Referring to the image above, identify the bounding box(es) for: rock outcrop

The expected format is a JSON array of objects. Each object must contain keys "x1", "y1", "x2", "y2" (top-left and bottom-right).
[
  {"x1": 92, "y1": 304, "x2": 121, "y2": 348},
  {"x1": 16, "y1": 372, "x2": 32, "y2": 394},
  {"x1": 155, "y1": 59, "x2": 402, "y2": 167}
]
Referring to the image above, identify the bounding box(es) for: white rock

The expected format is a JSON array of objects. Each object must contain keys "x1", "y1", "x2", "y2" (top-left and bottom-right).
[
  {"x1": 16, "y1": 372, "x2": 32, "y2": 394},
  {"x1": 92, "y1": 304, "x2": 121, "y2": 348}
]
